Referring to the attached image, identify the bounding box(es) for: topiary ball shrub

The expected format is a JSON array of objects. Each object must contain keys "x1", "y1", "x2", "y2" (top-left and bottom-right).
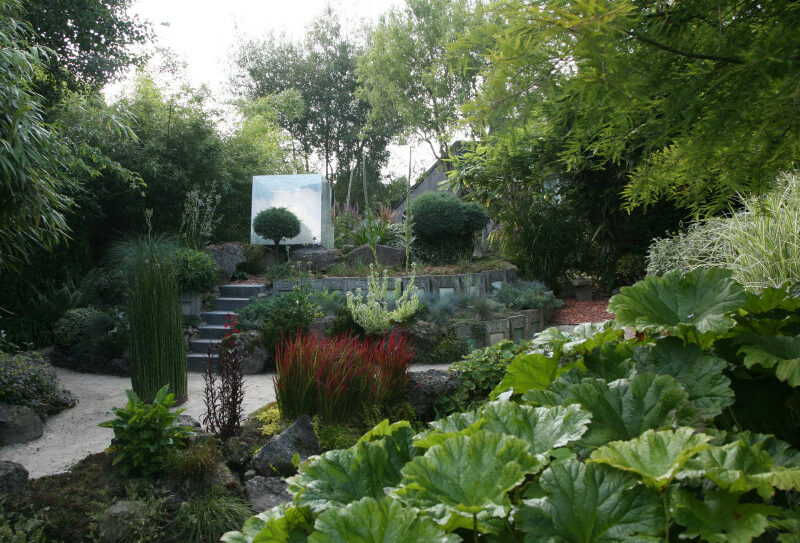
[
  {"x1": 410, "y1": 192, "x2": 466, "y2": 239},
  {"x1": 0, "y1": 351, "x2": 76, "y2": 417},
  {"x1": 174, "y1": 248, "x2": 220, "y2": 293},
  {"x1": 253, "y1": 207, "x2": 301, "y2": 248},
  {"x1": 53, "y1": 307, "x2": 111, "y2": 349},
  {"x1": 410, "y1": 192, "x2": 489, "y2": 264},
  {"x1": 461, "y1": 201, "x2": 490, "y2": 234}
]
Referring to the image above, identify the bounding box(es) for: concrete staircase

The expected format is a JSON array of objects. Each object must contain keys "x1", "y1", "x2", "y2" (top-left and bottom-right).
[{"x1": 187, "y1": 284, "x2": 267, "y2": 372}]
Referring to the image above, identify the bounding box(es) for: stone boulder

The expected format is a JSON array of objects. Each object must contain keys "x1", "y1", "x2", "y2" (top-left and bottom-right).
[
  {"x1": 245, "y1": 476, "x2": 292, "y2": 512},
  {"x1": 251, "y1": 415, "x2": 320, "y2": 477},
  {"x1": 0, "y1": 403, "x2": 43, "y2": 445},
  {"x1": 98, "y1": 500, "x2": 147, "y2": 543},
  {"x1": 209, "y1": 462, "x2": 243, "y2": 495},
  {"x1": 0, "y1": 461, "x2": 29, "y2": 508},
  {"x1": 348, "y1": 244, "x2": 405, "y2": 268},
  {"x1": 220, "y1": 330, "x2": 272, "y2": 373},
  {"x1": 223, "y1": 436, "x2": 254, "y2": 472},
  {"x1": 396, "y1": 321, "x2": 442, "y2": 359},
  {"x1": 405, "y1": 369, "x2": 462, "y2": 421},
  {"x1": 177, "y1": 414, "x2": 203, "y2": 433},
  {"x1": 289, "y1": 247, "x2": 342, "y2": 272},
  {"x1": 206, "y1": 242, "x2": 246, "y2": 281}
]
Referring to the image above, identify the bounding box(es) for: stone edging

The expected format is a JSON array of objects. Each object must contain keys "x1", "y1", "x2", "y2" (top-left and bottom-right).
[{"x1": 270, "y1": 267, "x2": 519, "y2": 297}]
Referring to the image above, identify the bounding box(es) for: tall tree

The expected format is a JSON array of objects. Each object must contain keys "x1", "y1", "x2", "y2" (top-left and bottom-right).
[
  {"x1": 357, "y1": 0, "x2": 485, "y2": 166},
  {"x1": 466, "y1": 0, "x2": 800, "y2": 214},
  {"x1": 21, "y1": 0, "x2": 151, "y2": 101},
  {"x1": 231, "y1": 8, "x2": 396, "y2": 208}
]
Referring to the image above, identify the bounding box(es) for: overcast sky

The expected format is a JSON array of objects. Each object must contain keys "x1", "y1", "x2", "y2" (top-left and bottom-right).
[{"x1": 113, "y1": 0, "x2": 436, "y2": 180}]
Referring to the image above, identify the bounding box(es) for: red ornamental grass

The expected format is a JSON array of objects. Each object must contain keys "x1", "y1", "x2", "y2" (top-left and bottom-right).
[{"x1": 273, "y1": 331, "x2": 414, "y2": 424}]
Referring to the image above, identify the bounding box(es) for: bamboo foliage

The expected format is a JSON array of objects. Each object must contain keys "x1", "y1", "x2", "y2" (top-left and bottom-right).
[{"x1": 112, "y1": 235, "x2": 187, "y2": 403}]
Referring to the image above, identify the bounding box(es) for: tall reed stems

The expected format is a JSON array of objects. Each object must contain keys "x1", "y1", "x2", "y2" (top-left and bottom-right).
[
  {"x1": 111, "y1": 234, "x2": 187, "y2": 403},
  {"x1": 274, "y1": 331, "x2": 413, "y2": 423}
]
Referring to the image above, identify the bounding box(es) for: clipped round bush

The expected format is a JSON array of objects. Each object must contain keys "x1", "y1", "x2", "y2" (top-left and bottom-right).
[
  {"x1": 461, "y1": 201, "x2": 490, "y2": 234},
  {"x1": 410, "y1": 192, "x2": 466, "y2": 239},
  {"x1": 174, "y1": 247, "x2": 220, "y2": 293},
  {"x1": 0, "y1": 351, "x2": 76, "y2": 416},
  {"x1": 253, "y1": 207, "x2": 301, "y2": 247},
  {"x1": 53, "y1": 307, "x2": 110, "y2": 348}
]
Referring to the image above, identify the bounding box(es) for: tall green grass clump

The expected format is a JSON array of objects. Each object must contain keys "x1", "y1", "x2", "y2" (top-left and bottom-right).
[
  {"x1": 648, "y1": 171, "x2": 800, "y2": 290},
  {"x1": 110, "y1": 234, "x2": 187, "y2": 403}
]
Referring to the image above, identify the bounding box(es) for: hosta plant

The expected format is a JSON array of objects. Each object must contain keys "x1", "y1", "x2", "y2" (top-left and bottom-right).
[{"x1": 99, "y1": 384, "x2": 193, "y2": 477}]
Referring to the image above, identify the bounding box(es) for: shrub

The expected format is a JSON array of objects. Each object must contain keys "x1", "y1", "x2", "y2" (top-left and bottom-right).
[
  {"x1": 0, "y1": 351, "x2": 76, "y2": 417},
  {"x1": 416, "y1": 335, "x2": 471, "y2": 366},
  {"x1": 77, "y1": 267, "x2": 127, "y2": 307},
  {"x1": 202, "y1": 334, "x2": 245, "y2": 438},
  {"x1": 174, "y1": 248, "x2": 220, "y2": 293},
  {"x1": 647, "y1": 172, "x2": 800, "y2": 290},
  {"x1": 53, "y1": 307, "x2": 110, "y2": 348},
  {"x1": 461, "y1": 201, "x2": 490, "y2": 233},
  {"x1": 615, "y1": 253, "x2": 646, "y2": 285},
  {"x1": 410, "y1": 193, "x2": 489, "y2": 264},
  {"x1": 493, "y1": 281, "x2": 563, "y2": 310},
  {"x1": 441, "y1": 340, "x2": 529, "y2": 413},
  {"x1": 173, "y1": 487, "x2": 251, "y2": 543},
  {"x1": 312, "y1": 289, "x2": 347, "y2": 316},
  {"x1": 237, "y1": 295, "x2": 277, "y2": 330},
  {"x1": 239, "y1": 244, "x2": 269, "y2": 276},
  {"x1": 261, "y1": 284, "x2": 322, "y2": 350},
  {"x1": 253, "y1": 207, "x2": 301, "y2": 249},
  {"x1": 99, "y1": 384, "x2": 193, "y2": 477},
  {"x1": 410, "y1": 192, "x2": 466, "y2": 239},
  {"x1": 274, "y1": 331, "x2": 413, "y2": 423},
  {"x1": 333, "y1": 203, "x2": 361, "y2": 248},
  {"x1": 346, "y1": 264, "x2": 420, "y2": 335}
]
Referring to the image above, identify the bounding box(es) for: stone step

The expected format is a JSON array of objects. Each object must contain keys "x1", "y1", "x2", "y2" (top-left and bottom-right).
[
  {"x1": 189, "y1": 338, "x2": 221, "y2": 354},
  {"x1": 187, "y1": 353, "x2": 218, "y2": 372},
  {"x1": 219, "y1": 284, "x2": 268, "y2": 298},
  {"x1": 214, "y1": 297, "x2": 251, "y2": 312},
  {"x1": 198, "y1": 325, "x2": 231, "y2": 340},
  {"x1": 201, "y1": 311, "x2": 235, "y2": 326}
]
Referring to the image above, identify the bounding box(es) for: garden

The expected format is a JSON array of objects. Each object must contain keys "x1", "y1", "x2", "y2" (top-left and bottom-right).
[{"x1": 2, "y1": 0, "x2": 800, "y2": 542}]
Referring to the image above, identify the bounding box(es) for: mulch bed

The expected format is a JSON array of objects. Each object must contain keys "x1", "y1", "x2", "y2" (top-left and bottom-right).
[{"x1": 551, "y1": 298, "x2": 614, "y2": 325}]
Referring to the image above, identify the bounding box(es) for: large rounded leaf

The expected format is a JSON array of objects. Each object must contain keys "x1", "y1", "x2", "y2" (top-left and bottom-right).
[
  {"x1": 516, "y1": 458, "x2": 662, "y2": 542},
  {"x1": 681, "y1": 439, "x2": 800, "y2": 500},
  {"x1": 308, "y1": 497, "x2": 458, "y2": 543},
  {"x1": 221, "y1": 504, "x2": 313, "y2": 543},
  {"x1": 738, "y1": 334, "x2": 800, "y2": 387},
  {"x1": 491, "y1": 352, "x2": 559, "y2": 398},
  {"x1": 670, "y1": 488, "x2": 779, "y2": 543},
  {"x1": 289, "y1": 439, "x2": 404, "y2": 512},
  {"x1": 560, "y1": 372, "x2": 691, "y2": 449},
  {"x1": 589, "y1": 428, "x2": 712, "y2": 490},
  {"x1": 414, "y1": 410, "x2": 482, "y2": 449},
  {"x1": 395, "y1": 430, "x2": 542, "y2": 529},
  {"x1": 479, "y1": 401, "x2": 591, "y2": 457},
  {"x1": 609, "y1": 268, "x2": 746, "y2": 340},
  {"x1": 634, "y1": 337, "x2": 734, "y2": 419}
]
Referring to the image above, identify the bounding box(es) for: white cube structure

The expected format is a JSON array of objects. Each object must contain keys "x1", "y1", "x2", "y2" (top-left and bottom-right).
[{"x1": 250, "y1": 174, "x2": 334, "y2": 248}]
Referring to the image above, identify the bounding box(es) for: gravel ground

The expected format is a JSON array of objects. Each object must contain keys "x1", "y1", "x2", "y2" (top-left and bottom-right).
[{"x1": 0, "y1": 364, "x2": 449, "y2": 479}]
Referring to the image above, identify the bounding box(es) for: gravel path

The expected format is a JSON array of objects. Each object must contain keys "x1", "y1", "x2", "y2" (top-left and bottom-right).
[{"x1": 0, "y1": 364, "x2": 448, "y2": 479}]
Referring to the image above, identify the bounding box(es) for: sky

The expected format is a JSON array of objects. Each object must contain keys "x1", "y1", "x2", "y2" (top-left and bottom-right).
[{"x1": 111, "y1": 0, "x2": 436, "y2": 180}]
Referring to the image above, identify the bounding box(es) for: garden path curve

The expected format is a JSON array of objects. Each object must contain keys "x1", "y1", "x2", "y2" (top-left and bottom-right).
[{"x1": 0, "y1": 364, "x2": 450, "y2": 479}]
